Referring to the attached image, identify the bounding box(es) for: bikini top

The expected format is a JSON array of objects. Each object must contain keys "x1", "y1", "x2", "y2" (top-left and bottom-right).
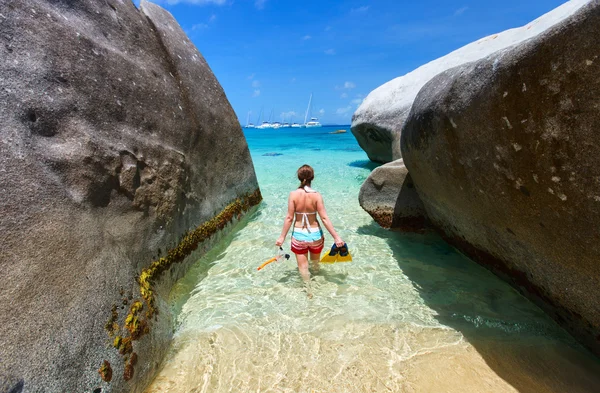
[{"x1": 295, "y1": 186, "x2": 318, "y2": 232}]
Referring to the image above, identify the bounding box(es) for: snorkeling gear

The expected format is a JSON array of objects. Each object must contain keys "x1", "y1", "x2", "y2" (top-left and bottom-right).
[
  {"x1": 336, "y1": 243, "x2": 352, "y2": 262},
  {"x1": 257, "y1": 247, "x2": 291, "y2": 271},
  {"x1": 320, "y1": 243, "x2": 352, "y2": 263}
]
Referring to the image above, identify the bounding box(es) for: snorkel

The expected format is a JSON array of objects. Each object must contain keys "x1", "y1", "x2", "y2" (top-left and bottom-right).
[{"x1": 257, "y1": 247, "x2": 291, "y2": 271}]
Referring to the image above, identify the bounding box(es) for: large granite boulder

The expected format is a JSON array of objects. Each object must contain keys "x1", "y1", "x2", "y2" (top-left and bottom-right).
[
  {"x1": 401, "y1": 1, "x2": 600, "y2": 356},
  {"x1": 358, "y1": 159, "x2": 428, "y2": 230},
  {"x1": 351, "y1": 0, "x2": 590, "y2": 163},
  {"x1": 0, "y1": 1, "x2": 260, "y2": 392}
]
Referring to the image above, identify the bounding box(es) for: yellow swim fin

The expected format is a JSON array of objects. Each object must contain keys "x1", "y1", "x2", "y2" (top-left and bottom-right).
[
  {"x1": 336, "y1": 243, "x2": 352, "y2": 263},
  {"x1": 320, "y1": 244, "x2": 340, "y2": 263}
]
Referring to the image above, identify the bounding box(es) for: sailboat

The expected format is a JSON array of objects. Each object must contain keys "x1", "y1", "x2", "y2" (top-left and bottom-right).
[
  {"x1": 281, "y1": 113, "x2": 291, "y2": 128},
  {"x1": 256, "y1": 107, "x2": 272, "y2": 129},
  {"x1": 244, "y1": 111, "x2": 255, "y2": 128},
  {"x1": 303, "y1": 93, "x2": 322, "y2": 128}
]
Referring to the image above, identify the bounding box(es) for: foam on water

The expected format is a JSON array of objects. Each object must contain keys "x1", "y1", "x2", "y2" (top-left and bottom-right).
[{"x1": 146, "y1": 127, "x2": 600, "y2": 393}]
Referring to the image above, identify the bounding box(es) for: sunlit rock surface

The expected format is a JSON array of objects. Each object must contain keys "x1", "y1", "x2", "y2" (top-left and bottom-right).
[
  {"x1": 351, "y1": 0, "x2": 589, "y2": 163},
  {"x1": 358, "y1": 159, "x2": 428, "y2": 230},
  {"x1": 0, "y1": 0, "x2": 259, "y2": 391},
  {"x1": 402, "y1": 1, "x2": 600, "y2": 356}
]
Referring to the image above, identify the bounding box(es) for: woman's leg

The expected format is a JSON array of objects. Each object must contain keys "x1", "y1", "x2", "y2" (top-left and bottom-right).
[
  {"x1": 309, "y1": 237, "x2": 324, "y2": 273},
  {"x1": 309, "y1": 251, "x2": 320, "y2": 273},
  {"x1": 295, "y1": 253, "x2": 313, "y2": 298},
  {"x1": 295, "y1": 252, "x2": 310, "y2": 282}
]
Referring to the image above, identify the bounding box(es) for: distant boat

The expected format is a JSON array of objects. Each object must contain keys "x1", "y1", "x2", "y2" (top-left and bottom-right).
[
  {"x1": 291, "y1": 123, "x2": 302, "y2": 128},
  {"x1": 329, "y1": 129, "x2": 347, "y2": 134},
  {"x1": 257, "y1": 121, "x2": 272, "y2": 129},
  {"x1": 244, "y1": 111, "x2": 255, "y2": 128},
  {"x1": 303, "y1": 93, "x2": 322, "y2": 128},
  {"x1": 306, "y1": 117, "x2": 322, "y2": 128}
]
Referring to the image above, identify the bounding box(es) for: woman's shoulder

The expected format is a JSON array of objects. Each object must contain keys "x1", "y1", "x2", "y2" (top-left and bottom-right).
[{"x1": 289, "y1": 189, "x2": 302, "y2": 199}]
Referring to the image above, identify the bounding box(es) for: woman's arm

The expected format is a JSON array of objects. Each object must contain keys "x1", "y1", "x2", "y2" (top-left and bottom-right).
[
  {"x1": 276, "y1": 192, "x2": 295, "y2": 246},
  {"x1": 316, "y1": 194, "x2": 344, "y2": 247}
]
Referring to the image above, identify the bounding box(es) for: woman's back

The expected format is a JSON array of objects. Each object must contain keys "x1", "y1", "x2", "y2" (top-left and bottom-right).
[{"x1": 292, "y1": 188, "x2": 320, "y2": 228}]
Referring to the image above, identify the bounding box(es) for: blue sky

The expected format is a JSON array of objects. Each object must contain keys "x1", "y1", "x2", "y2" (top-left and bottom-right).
[{"x1": 135, "y1": 0, "x2": 567, "y2": 125}]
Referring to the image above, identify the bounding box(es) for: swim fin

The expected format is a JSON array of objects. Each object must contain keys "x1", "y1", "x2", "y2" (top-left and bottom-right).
[
  {"x1": 336, "y1": 243, "x2": 352, "y2": 262},
  {"x1": 320, "y1": 243, "x2": 340, "y2": 263}
]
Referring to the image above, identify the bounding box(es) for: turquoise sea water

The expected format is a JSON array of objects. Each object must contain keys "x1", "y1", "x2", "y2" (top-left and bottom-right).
[{"x1": 146, "y1": 126, "x2": 600, "y2": 392}]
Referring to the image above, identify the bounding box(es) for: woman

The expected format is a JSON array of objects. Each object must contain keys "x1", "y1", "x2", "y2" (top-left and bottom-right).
[{"x1": 276, "y1": 164, "x2": 345, "y2": 285}]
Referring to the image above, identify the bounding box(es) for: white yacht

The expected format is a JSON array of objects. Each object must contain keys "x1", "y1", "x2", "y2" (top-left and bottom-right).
[
  {"x1": 291, "y1": 123, "x2": 302, "y2": 128},
  {"x1": 257, "y1": 121, "x2": 272, "y2": 129},
  {"x1": 305, "y1": 117, "x2": 322, "y2": 128}
]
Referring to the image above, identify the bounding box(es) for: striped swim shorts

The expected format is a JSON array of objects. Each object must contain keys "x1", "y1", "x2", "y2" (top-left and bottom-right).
[{"x1": 291, "y1": 227, "x2": 324, "y2": 255}]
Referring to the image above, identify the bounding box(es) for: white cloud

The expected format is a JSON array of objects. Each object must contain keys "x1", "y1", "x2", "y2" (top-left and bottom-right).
[
  {"x1": 351, "y1": 98, "x2": 363, "y2": 107},
  {"x1": 319, "y1": 109, "x2": 325, "y2": 115},
  {"x1": 252, "y1": 80, "x2": 261, "y2": 88},
  {"x1": 351, "y1": 5, "x2": 369, "y2": 12},
  {"x1": 336, "y1": 106, "x2": 352, "y2": 115},
  {"x1": 324, "y1": 49, "x2": 336, "y2": 55},
  {"x1": 335, "y1": 81, "x2": 356, "y2": 90},
  {"x1": 190, "y1": 13, "x2": 217, "y2": 32},
  {"x1": 248, "y1": 73, "x2": 256, "y2": 80},
  {"x1": 255, "y1": 0, "x2": 267, "y2": 9},
  {"x1": 281, "y1": 111, "x2": 297, "y2": 119},
  {"x1": 454, "y1": 6, "x2": 468, "y2": 16},
  {"x1": 340, "y1": 93, "x2": 348, "y2": 99},
  {"x1": 252, "y1": 89, "x2": 261, "y2": 97},
  {"x1": 302, "y1": 35, "x2": 311, "y2": 40}
]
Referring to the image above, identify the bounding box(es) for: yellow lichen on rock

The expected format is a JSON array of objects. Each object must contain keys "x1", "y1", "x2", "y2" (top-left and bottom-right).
[
  {"x1": 138, "y1": 189, "x2": 262, "y2": 318},
  {"x1": 98, "y1": 360, "x2": 112, "y2": 382},
  {"x1": 100, "y1": 189, "x2": 262, "y2": 383},
  {"x1": 113, "y1": 336, "x2": 122, "y2": 349}
]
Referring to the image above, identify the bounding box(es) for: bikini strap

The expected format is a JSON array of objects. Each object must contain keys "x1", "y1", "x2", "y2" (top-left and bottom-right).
[{"x1": 297, "y1": 186, "x2": 318, "y2": 231}]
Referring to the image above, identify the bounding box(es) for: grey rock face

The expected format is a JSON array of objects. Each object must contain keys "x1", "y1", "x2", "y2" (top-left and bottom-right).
[
  {"x1": 351, "y1": 0, "x2": 589, "y2": 164},
  {"x1": 402, "y1": 1, "x2": 600, "y2": 356},
  {"x1": 0, "y1": 1, "x2": 259, "y2": 392},
  {"x1": 358, "y1": 160, "x2": 428, "y2": 230}
]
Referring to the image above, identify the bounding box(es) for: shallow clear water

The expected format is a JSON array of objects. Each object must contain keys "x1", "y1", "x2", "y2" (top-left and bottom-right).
[{"x1": 146, "y1": 126, "x2": 600, "y2": 393}]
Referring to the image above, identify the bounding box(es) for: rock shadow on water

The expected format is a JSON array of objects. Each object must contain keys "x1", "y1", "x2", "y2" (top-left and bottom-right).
[
  {"x1": 169, "y1": 204, "x2": 263, "y2": 318},
  {"x1": 347, "y1": 160, "x2": 380, "y2": 171},
  {"x1": 357, "y1": 222, "x2": 600, "y2": 392}
]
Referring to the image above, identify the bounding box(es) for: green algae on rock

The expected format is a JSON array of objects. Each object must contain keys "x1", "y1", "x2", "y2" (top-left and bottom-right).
[
  {"x1": 139, "y1": 189, "x2": 262, "y2": 319},
  {"x1": 102, "y1": 188, "x2": 262, "y2": 384}
]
